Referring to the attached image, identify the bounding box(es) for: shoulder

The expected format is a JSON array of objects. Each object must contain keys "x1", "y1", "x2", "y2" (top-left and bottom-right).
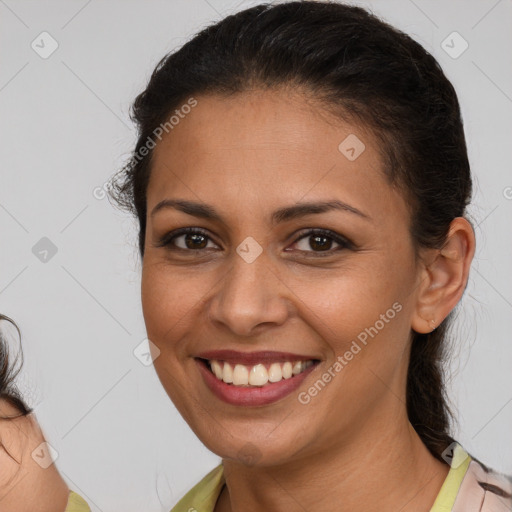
[
  {"x1": 66, "y1": 490, "x2": 92, "y2": 511},
  {"x1": 0, "y1": 398, "x2": 70, "y2": 511},
  {"x1": 453, "y1": 455, "x2": 512, "y2": 512},
  {"x1": 170, "y1": 464, "x2": 225, "y2": 512}
]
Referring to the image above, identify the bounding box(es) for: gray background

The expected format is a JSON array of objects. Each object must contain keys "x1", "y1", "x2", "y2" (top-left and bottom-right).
[{"x1": 1, "y1": 0, "x2": 511, "y2": 510}]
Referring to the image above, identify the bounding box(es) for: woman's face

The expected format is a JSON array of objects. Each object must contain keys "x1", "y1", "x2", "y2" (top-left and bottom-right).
[{"x1": 141, "y1": 87, "x2": 425, "y2": 466}]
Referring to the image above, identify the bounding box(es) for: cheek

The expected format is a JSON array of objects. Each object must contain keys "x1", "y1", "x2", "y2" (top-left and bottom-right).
[
  {"x1": 285, "y1": 258, "x2": 414, "y2": 405},
  {"x1": 288, "y1": 260, "x2": 408, "y2": 340},
  {"x1": 140, "y1": 258, "x2": 214, "y2": 350},
  {"x1": 293, "y1": 274, "x2": 411, "y2": 428},
  {"x1": 140, "y1": 260, "x2": 203, "y2": 414}
]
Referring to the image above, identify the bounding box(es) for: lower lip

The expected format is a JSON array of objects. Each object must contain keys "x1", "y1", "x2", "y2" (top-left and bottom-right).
[{"x1": 196, "y1": 358, "x2": 318, "y2": 406}]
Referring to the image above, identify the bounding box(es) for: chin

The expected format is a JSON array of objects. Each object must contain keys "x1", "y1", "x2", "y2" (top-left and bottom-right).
[{"x1": 194, "y1": 422, "x2": 310, "y2": 468}]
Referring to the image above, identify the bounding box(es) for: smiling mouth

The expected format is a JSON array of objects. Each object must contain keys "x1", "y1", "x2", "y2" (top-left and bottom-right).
[{"x1": 198, "y1": 358, "x2": 319, "y2": 387}]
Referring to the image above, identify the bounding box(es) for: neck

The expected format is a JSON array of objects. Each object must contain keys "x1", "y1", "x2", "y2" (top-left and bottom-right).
[{"x1": 216, "y1": 409, "x2": 450, "y2": 512}]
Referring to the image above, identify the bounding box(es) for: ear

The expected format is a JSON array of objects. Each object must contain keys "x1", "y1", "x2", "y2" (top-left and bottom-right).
[
  {"x1": 0, "y1": 406, "x2": 71, "y2": 511},
  {"x1": 411, "y1": 217, "x2": 475, "y2": 334},
  {"x1": 0, "y1": 399, "x2": 23, "y2": 464}
]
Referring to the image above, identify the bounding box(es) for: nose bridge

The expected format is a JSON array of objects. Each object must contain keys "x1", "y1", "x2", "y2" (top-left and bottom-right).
[{"x1": 208, "y1": 246, "x2": 289, "y2": 336}]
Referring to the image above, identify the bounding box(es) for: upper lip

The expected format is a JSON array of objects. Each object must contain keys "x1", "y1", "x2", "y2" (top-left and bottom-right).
[{"x1": 195, "y1": 350, "x2": 320, "y2": 366}]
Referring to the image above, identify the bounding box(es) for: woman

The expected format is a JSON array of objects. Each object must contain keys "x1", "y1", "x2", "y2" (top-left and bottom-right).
[
  {"x1": 0, "y1": 314, "x2": 91, "y2": 511},
  {"x1": 108, "y1": 1, "x2": 511, "y2": 511}
]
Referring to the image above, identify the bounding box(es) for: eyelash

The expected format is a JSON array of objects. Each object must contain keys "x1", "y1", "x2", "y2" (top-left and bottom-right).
[{"x1": 156, "y1": 227, "x2": 353, "y2": 256}]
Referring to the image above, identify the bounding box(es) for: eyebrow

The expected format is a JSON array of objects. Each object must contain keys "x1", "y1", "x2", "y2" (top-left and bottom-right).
[{"x1": 150, "y1": 199, "x2": 371, "y2": 224}]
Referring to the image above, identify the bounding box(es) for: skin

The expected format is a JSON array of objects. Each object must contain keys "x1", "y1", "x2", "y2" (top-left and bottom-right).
[
  {"x1": 141, "y1": 87, "x2": 475, "y2": 512},
  {"x1": 0, "y1": 399, "x2": 70, "y2": 511}
]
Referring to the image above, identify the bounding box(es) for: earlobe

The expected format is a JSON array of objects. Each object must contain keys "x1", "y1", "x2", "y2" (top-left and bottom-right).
[{"x1": 411, "y1": 217, "x2": 475, "y2": 334}]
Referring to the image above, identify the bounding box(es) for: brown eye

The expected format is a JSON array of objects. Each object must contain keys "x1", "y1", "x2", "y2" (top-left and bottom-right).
[
  {"x1": 289, "y1": 229, "x2": 351, "y2": 254},
  {"x1": 181, "y1": 232, "x2": 208, "y2": 249},
  {"x1": 157, "y1": 228, "x2": 219, "y2": 251},
  {"x1": 308, "y1": 234, "x2": 333, "y2": 251}
]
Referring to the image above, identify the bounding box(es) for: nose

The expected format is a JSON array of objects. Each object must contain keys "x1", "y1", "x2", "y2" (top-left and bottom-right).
[{"x1": 206, "y1": 252, "x2": 290, "y2": 337}]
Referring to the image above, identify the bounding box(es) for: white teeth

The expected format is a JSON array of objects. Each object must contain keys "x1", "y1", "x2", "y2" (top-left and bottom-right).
[
  {"x1": 232, "y1": 364, "x2": 249, "y2": 385},
  {"x1": 292, "y1": 361, "x2": 304, "y2": 375},
  {"x1": 282, "y1": 362, "x2": 293, "y2": 379},
  {"x1": 268, "y1": 363, "x2": 282, "y2": 383},
  {"x1": 208, "y1": 359, "x2": 314, "y2": 387},
  {"x1": 211, "y1": 360, "x2": 223, "y2": 380},
  {"x1": 223, "y1": 362, "x2": 233, "y2": 383},
  {"x1": 249, "y1": 364, "x2": 268, "y2": 386}
]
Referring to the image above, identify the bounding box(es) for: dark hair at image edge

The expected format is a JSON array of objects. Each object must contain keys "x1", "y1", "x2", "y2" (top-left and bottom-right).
[
  {"x1": 109, "y1": 1, "x2": 475, "y2": 466},
  {"x1": 0, "y1": 314, "x2": 32, "y2": 419}
]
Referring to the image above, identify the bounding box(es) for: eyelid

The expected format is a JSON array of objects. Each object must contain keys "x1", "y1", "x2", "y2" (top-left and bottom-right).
[
  {"x1": 155, "y1": 227, "x2": 219, "y2": 250},
  {"x1": 156, "y1": 226, "x2": 353, "y2": 253},
  {"x1": 288, "y1": 228, "x2": 353, "y2": 252}
]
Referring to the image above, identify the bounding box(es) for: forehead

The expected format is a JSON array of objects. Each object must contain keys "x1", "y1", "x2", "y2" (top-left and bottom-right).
[{"x1": 148, "y1": 88, "x2": 407, "y2": 226}]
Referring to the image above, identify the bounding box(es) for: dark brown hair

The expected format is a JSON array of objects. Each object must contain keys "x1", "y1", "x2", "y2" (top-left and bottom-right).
[
  {"x1": 0, "y1": 314, "x2": 32, "y2": 418},
  {"x1": 109, "y1": 1, "x2": 472, "y2": 463}
]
